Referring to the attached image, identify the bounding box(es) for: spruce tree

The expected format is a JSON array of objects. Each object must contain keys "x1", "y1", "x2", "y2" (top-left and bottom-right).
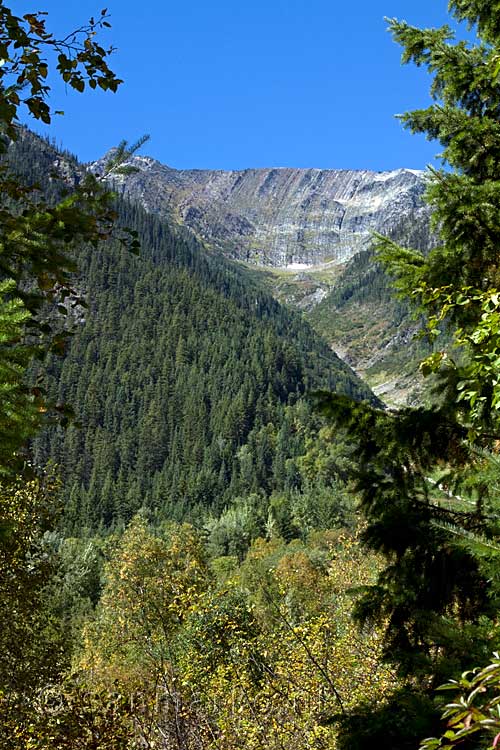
[{"x1": 319, "y1": 3, "x2": 500, "y2": 747}]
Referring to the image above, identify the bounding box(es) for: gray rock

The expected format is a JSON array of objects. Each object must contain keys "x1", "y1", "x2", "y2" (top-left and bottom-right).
[{"x1": 91, "y1": 155, "x2": 430, "y2": 267}]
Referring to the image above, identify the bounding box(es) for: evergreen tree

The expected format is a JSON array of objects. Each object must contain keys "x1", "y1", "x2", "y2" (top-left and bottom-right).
[
  {"x1": 0, "y1": 5, "x2": 131, "y2": 475},
  {"x1": 9, "y1": 131, "x2": 376, "y2": 531},
  {"x1": 320, "y1": 3, "x2": 500, "y2": 747}
]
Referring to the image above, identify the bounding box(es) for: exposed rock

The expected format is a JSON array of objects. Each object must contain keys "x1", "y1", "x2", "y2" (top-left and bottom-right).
[
  {"x1": 91, "y1": 154, "x2": 430, "y2": 267},
  {"x1": 296, "y1": 287, "x2": 328, "y2": 311},
  {"x1": 90, "y1": 151, "x2": 435, "y2": 406}
]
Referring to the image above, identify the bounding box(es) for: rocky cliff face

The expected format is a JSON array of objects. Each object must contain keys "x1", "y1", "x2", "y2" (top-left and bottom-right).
[
  {"x1": 92, "y1": 152, "x2": 434, "y2": 405},
  {"x1": 94, "y1": 155, "x2": 429, "y2": 267}
]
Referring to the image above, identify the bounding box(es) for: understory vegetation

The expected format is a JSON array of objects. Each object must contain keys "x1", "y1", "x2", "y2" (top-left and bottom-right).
[{"x1": 4, "y1": 509, "x2": 393, "y2": 749}]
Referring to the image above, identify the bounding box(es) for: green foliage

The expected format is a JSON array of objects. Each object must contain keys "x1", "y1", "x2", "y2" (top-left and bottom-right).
[
  {"x1": 204, "y1": 495, "x2": 264, "y2": 560},
  {"x1": 319, "y1": 1, "x2": 500, "y2": 746},
  {"x1": 0, "y1": 5, "x2": 127, "y2": 474},
  {"x1": 0, "y1": 475, "x2": 69, "y2": 745},
  {"x1": 420, "y1": 653, "x2": 500, "y2": 750},
  {"x1": 0, "y1": 280, "x2": 42, "y2": 473},
  {"x1": 419, "y1": 286, "x2": 500, "y2": 438},
  {"x1": 9, "y1": 132, "x2": 374, "y2": 531},
  {"x1": 373, "y1": 5, "x2": 500, "y2": 418}
]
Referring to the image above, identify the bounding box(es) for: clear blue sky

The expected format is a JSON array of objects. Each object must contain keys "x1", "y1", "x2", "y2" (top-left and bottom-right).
[{"x1": 17, "y1": 0, "x2": 462, "y2": 170}]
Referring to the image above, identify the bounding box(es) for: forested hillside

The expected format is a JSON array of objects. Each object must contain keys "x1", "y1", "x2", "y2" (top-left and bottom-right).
[
  {"x1": 252, "y1": 204, "x2": 437, "y2": 404},
  {"x1": 309, "y1": 250, "x2": 431, "y2": 404},
  {"x1": 98, "y1": 140, "x2": 435, "y2": 404},
  {"x1": 8, "y1": 131, "x2": 375, "y2": 532}
]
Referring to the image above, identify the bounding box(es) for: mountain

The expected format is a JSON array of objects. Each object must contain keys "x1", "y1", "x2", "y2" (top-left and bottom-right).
[
  {"x1": 93, "y1": 153, "x2": 435, "y2": 403},
  {"x1": 8, "y1": 130, "x2": 377, "y2": 531},
  {"x1": 93, "y1": 156, "x2": 430, "y2": 267}
]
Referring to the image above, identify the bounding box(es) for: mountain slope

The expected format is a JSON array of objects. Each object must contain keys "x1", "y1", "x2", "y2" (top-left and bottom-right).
[
  {"x1": 94, "y1": 155, "x2": 430, "y2": 267},
  {"x1": 8, "y1": 131, "x2": 376, "y2": 530},
  {"x1": 95, "y1": 151, "x2": 435, "y2": 403}
]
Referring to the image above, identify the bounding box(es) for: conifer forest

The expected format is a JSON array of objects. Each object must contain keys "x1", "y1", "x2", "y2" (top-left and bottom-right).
[{"x1": 1, "y1": 2, "x2": 500, "y2": 748}]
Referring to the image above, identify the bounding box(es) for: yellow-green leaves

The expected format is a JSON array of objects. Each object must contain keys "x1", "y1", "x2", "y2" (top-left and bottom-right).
[
  {"x1": 79, "y1": 517, "x2": 209, "y2": 686},
  {"x1": 76, "y1": 522, "x2": 393, "y2": 750}
]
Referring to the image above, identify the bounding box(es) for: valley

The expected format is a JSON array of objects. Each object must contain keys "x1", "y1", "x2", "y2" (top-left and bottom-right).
[{"x1": 97, "y1": 152, "x2": 435, "y2": 404}]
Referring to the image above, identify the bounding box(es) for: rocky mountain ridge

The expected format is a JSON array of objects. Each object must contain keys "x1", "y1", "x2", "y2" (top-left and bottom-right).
[
  {"x1": 93, "y1": 154, "x2": 430, "y2": 267},
  {"x1": 90, "y1": 149, "x2": 436, "y2": 405}
]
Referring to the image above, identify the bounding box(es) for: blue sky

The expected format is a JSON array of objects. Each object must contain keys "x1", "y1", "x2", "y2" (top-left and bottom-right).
[{"x1": 17, "y1": 0, "x2": 461, "y2": 170}]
